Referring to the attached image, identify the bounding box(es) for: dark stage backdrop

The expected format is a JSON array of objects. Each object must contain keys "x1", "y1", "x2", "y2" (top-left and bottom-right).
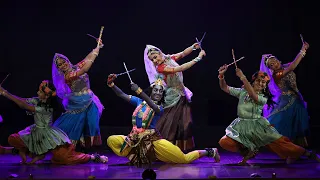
[{"x1": 0, "y1": 0, "x2": 319, "y2": 148}]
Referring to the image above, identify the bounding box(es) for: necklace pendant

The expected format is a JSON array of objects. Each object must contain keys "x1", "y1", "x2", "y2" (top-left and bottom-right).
[{"x1": 138, "y1": 111, "x2": 144, "y2": 118}]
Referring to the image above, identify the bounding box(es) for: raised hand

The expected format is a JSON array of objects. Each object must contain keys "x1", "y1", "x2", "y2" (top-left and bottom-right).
[
  {"x1": 302, "y1": 41, "x2": 309, "y2": 51},
  {"x1": 218, "y1": 64, "x2": 228, "y2": 75},
  {"x1": 0, "y1": 86, "x2": 7, "y2": 96},
  {"x1": 130, "y1": 83, "x2": 139, "y2": 92},
  {"x1": 107, "y1": 74, "x2": 117, "y2": 85},
  {"x1": 192, "y1": 42, "x2": 201, "y2": 50},
  {"x1": 97, "y1": 39, "x2": 104, "y2": 49},
  {"x1": 198, "y1": 50, "x2": 206, "y2": 59}
]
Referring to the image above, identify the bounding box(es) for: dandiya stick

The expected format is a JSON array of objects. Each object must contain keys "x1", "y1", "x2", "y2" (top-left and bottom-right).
[
  {"x1": 97, "y1": 26, "x2": 104, "y2": 48},
  {"x1": 232, "y1": 48, "x2": 237, "y2": 68}
]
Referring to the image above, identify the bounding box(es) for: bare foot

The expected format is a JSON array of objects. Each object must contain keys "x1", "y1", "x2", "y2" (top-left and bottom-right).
[
  {"x1": 28, "y1": 154, "x2": 45, "y2": 164},
  {"x1": 237, "y1": 158, "x2": 248, "y2": 166},
  {"x1": 100, "y1": 155, "x2": 108, "y2": 163},
  {"x1": 213, "y1": 148, "x2": 220, "y2": 163},
  {"x1": 238, "y1": 150, "x2": 256, "y2": 166},
  {"x1": 19, "y1": 151, "x2": 27, "y2": 164}
]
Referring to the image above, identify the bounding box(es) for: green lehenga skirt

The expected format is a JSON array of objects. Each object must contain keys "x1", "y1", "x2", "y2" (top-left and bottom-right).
[{"x1": 226, "y1": 117, "x2": 282, "y2": 151}]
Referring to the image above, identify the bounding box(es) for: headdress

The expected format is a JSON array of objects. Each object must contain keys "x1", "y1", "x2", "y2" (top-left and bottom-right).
[
  {"x1": 146, "y1": 45, "x2": 161, "y2": 57},
  {"x1": 150, "y1": 74, "x2": 165, "y2": 89},
  {"x1": 263, "y1": 54, "x2": 276, "y2": 67}
]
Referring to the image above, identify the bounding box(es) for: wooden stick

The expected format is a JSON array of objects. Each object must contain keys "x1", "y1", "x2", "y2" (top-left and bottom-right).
[
  {"x1": 123, "y1": 62, "x2": 133, "y2": 84},
  {"x1": 227, "y1": 56, "x2": 245, "y2": 67},
  {"x1": 300, "y1": 34, "x2": 304, "y2": 43},
  {"x1": 216, "y1": 57, "x2": 245, "y2": 71},
  {"x1": 232, "y1": 49, "x2": 237, "y2": 68},
  {"x1": 195, "y1": 37, "x2": 202, "y2": 50},
  {"x1": 0, "y1": 73, "x2": 10, "y2": 86},
  {"x1": 97, "y1": 26, "x2": 104, "y2": 48}
]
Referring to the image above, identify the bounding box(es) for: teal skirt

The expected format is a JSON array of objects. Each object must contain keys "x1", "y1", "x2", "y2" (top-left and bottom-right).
[
  {"x1": 19, "y1": 124, "x2": 70, "y2": 155},
  {"x1": 226, "y1": 117, "x2": 282, "y2": 151}
]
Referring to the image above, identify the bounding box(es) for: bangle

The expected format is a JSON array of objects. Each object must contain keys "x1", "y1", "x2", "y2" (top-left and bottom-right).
[
  {"x1": 135, "y1": 87, "x2": 143, "y2": 95},
  {"x1": 193, "y1": 57, "x2": 202, "y2": 62},
  {"x1": 0, "y1": 91, "x2": 7, "y2": 96},
  {"x1": 92, "y1": 50, "x2": 99, "y2": 56},
  {"x1": 218, "y1": 74, "x2": 224, "y2": 79},
  {"x1": 300, "y1": 50, "x2": 306, "y2": 57},
  {"x1": 240, "y1": 76, "x2": 246, "y2": 81},
  {"x1": 192, "y1": 44, "x2": 197, "y2": 51},
  {"x1": 107, "y1": 82, "x2": 114, "y2": 88}
]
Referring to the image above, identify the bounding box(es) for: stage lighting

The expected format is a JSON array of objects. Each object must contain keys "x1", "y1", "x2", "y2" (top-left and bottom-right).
[{"x1": 142, "y1": 168, "x2": 156, "y2": 180}]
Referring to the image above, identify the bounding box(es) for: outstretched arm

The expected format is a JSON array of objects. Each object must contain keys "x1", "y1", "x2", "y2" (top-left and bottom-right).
[
  {"x1": 161, "y1": 50, "x2": 206, "y2": 74},
  {"x1": 130, "y1": 84, "x2": 161, "y2": 114},
  {"x1": 171, "y1": 43, "x2": 200, "y2": 61},
  {"x1": 107, "y1": 74, "x2": 131, "y2": 102},
  {"x1": 0, "y1": 87, "x2": 35, "y2": 112},
  {"x1": 281, "y1": 41, "x2": 309, "y2": 77}
]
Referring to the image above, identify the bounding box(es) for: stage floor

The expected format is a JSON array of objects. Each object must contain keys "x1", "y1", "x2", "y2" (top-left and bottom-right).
[{"x1": 0, "y1": 150, "x2": 319, "y2": 179}]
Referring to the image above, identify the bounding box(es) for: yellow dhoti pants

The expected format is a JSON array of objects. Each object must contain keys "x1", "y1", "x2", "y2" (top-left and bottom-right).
[{"x1": 107, "y1": 135, "x2": 200, "y2": 164}]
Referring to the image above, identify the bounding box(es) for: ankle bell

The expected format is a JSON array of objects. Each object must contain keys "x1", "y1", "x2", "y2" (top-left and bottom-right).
[{"x1": 205, "y1": 148, "x2": 216, "y2": 157}]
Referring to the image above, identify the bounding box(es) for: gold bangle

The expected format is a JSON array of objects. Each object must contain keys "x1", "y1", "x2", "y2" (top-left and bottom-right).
[
  {"x1": 0, "y1": 91, "x2": 7, "y2": 96},
  {"x1": 92, "y1": 51, "x2": 99, "y2": 56},
  {"x1": 108, "y1": 82, "x2": 114, "y2": 88},
  {"x1": 135, "y1": 87, "x2": 143, "y2": 95}
]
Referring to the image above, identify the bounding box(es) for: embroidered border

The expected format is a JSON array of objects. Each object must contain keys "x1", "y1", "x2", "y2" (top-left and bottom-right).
[{"x1": 266, "y1": 95, "x2": 296, "y2": 118}]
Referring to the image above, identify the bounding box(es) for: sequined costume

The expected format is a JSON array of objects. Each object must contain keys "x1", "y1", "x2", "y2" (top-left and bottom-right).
[{"x1": 52, "y1": 54, "x2": 104, "y2": 147}]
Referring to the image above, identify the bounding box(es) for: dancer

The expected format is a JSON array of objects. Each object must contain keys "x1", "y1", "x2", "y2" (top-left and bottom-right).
[
  {"x1": 144, "y1": 43, "x2": 205, "y2": 151},
  {"x1": 260, "y1": 41, "x2": 310, "y2": 147},
  {"x1": 0, "y1": 80, "x2": 107, "y2": 164},
  {"x1": 52, "y1": 41, "x2": 104, "y2": 150},
  {"x1": 106, "y1": 74, "x2": 220, "y2": 166},
  {"x1": 217, "y1": 65, "x2": 319, "y2": 165}
]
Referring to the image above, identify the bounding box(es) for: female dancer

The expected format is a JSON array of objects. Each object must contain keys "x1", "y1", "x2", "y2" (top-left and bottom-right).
[
  {"x1": 52, "y1": 42, "x2": 104, "y2": 150},
  {"x1": 106, "y1": 74, "x2": 220, "y2": 166},
  {"x1": 260, "y1": 41, "x2": 310, "y2": 147},
  {"x1": 144, "y1": 43, "x2": 204, "y2": 151},
  {"x1": 0, "y1": 81, "x2": 107, "y2": 164},
  {"x1": 217, "y1": 65, "x2": 319, "y2": 165}
]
